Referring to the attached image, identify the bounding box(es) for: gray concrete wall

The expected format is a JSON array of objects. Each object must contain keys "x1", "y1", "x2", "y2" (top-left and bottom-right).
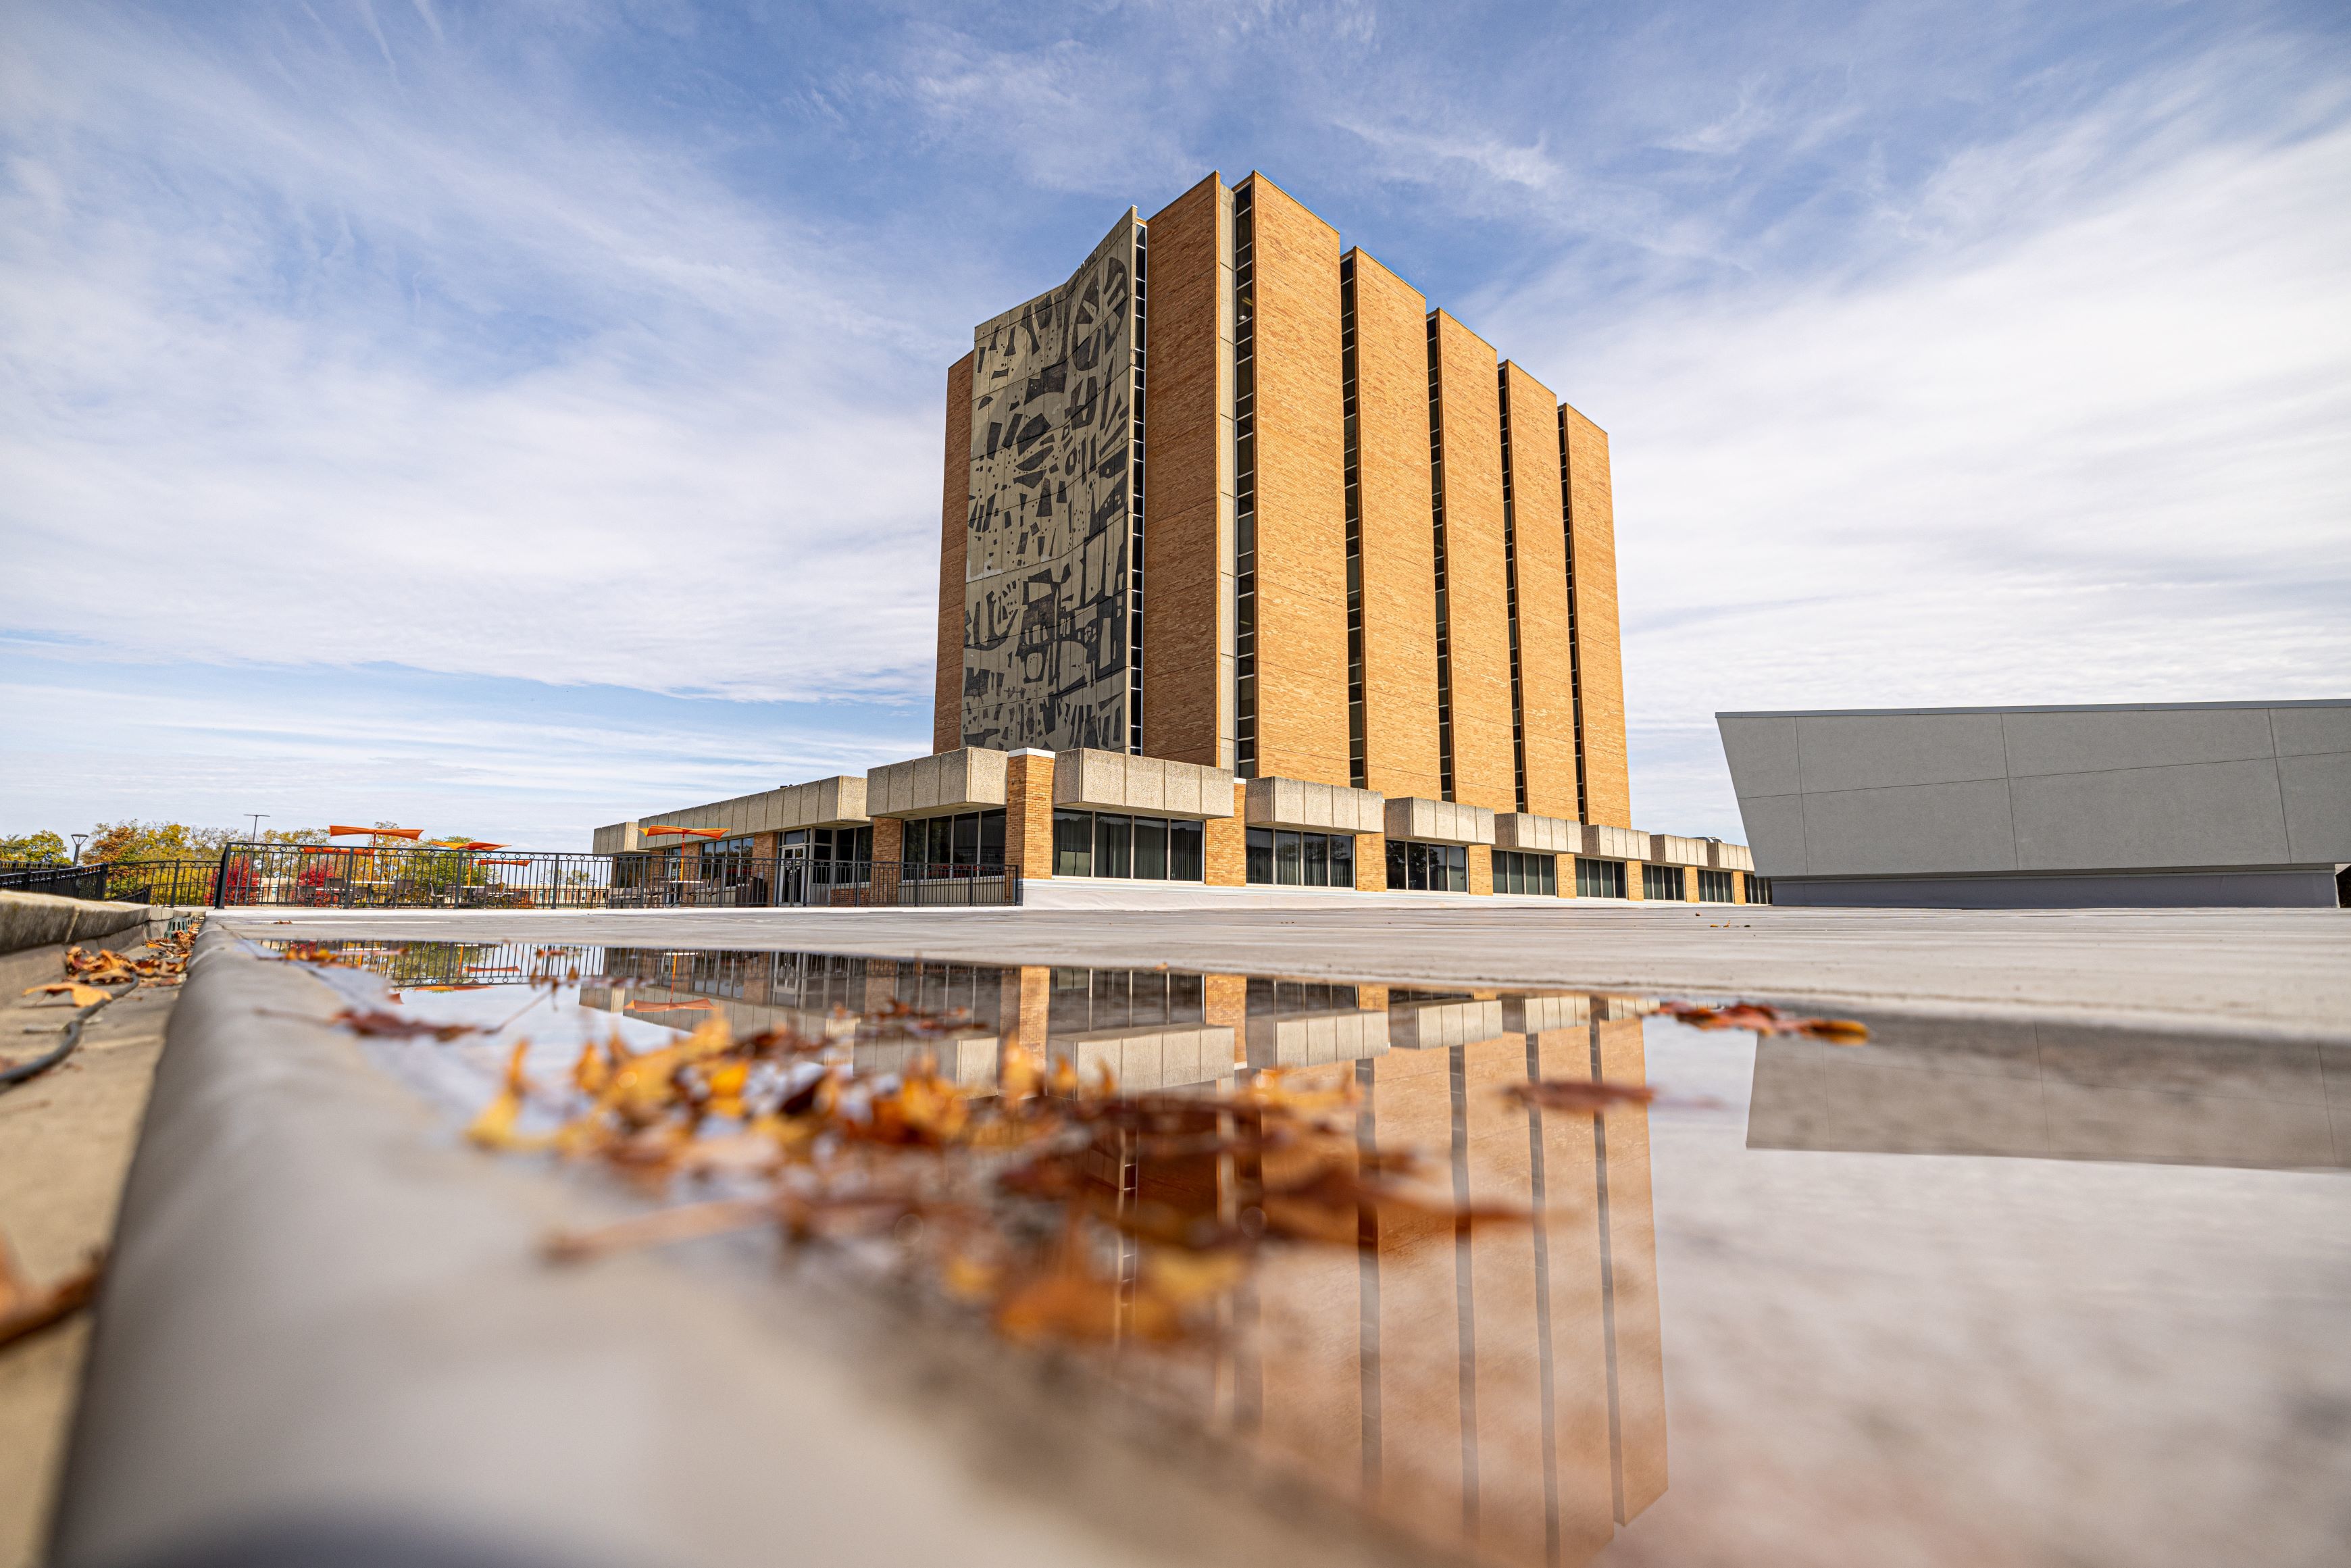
[{"x1": 1719, "y1": 701, "x2": 2350, "y2": 905}]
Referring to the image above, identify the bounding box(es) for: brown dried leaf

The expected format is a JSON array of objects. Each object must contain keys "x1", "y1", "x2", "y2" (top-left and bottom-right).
[
  {"x1": 1661, "y1": 999, "x2": 1869, "y2": 1043},
  {"x1": 0, "y1": 1240, "x2": 103, "y2": 1350},
  {"x1": 22, "y1": 984, "x2": 110, "y2": 1008},
  {"x1": 327, "y1": 1008, "x2": 480, "y2": 1042},
  {"x1": 1504, "y1": 1078, "x2": 1659, "y2": 1113}
]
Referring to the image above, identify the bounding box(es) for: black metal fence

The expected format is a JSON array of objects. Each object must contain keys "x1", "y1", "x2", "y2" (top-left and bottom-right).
[
  {"x1": 1, "y1": 861, "x2": 109, "y2": 900},
  {"x1": 1, "y1": 859, "x2": 222, "y2": 905},
  {"x1": 203, "y1": 844, "x2": 1021, "y2": 911}
]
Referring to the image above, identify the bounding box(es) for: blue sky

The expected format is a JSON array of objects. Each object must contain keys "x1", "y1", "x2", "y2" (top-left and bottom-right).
[{"x1": 4, "y1": 1, "x2": 2347, "y2": 848}]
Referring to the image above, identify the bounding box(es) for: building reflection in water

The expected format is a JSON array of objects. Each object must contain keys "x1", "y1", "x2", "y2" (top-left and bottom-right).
[
  {"x1": 1748, "y1": 1013, "x2": 2351, "y2": 1169},
  {"x1": 582, "y1": 948, "x2": 1667, "y2": 1567}
]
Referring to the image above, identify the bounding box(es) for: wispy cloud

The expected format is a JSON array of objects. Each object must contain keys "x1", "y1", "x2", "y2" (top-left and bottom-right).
[{"x1": 3, "y1": 1, "x2": 2344, "y2": 847}]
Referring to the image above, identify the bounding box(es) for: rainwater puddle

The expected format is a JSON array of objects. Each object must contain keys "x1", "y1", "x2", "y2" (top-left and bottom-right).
[{"x1": 257, "y1": 938, "x2": 2351, "y2": 1568}]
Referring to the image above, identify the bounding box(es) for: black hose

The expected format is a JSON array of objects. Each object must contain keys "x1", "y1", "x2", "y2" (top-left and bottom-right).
[{"x1": 0, "y1": 995, "x2": 116, "y2": 1092}]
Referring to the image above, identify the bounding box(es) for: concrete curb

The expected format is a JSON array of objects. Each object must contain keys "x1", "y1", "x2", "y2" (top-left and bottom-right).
[
  {"x1": 0, "y1": 891, "x2": 163, "y2": 998},
  {"x1": 49, "y1": 930, "x2": 1416, "y2": 1568}
]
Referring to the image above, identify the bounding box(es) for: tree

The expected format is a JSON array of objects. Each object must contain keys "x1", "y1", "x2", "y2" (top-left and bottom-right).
[
  {"x1": 0, "y1": 830, "x2": 69, "y2": 865},
  {"x1": 83, "y1": 821, "x2": 328, "y2": 864}
]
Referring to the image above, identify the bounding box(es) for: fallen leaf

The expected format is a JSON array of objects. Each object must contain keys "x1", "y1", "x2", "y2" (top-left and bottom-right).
[
  {"x1": 1661, "y1": 999, "x2": 1869, "y2": 1043},
  {"x1": 1504, "y1": 1079, "x2": 1659, "y2": 1113},
  {"x1": 0, "y1": 1238, "x2": 103, "y2": 1350},
  {"x1": 22, "y1": 984, "x2": 109, "y2": 1008}
]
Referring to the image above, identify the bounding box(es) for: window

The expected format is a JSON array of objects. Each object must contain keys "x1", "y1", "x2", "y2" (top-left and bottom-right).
[
  {"x1": 1494, "y1": 850, "x2": 1557, "y2": 896},
  {"x1": 901, "y1": 809, "x2": 1005, "y2": 878},
  {"x1": 1745, "y1": 874, "x2": 1771, "y2": 905},
  {"x1": 1385, "y1": 839, "x2": 1468, "y2": 892},
  {"x1": 1643, "y1": 863, "x2": 1686, "y2": 901},
  {"x1": 783, "y1": 826, "x2": 872, "y2": 886},
  {"x1": 1049, "y1": 967, "x2": 1207, "y2": 1033},
  {"x1": 1246, "y1": 828, "x2": 1357, "y2": 888},
  {"x1": 1094, "y1": 813, "x2": 1131, "y2": 879},
  {"x1": 1051, "y1": 810, "x2": 1203, "y2": 882},
  {"x1": 1697, "y1": 869, "x2": 1734, "y2": 903},
  {"x1": 1576, "y1": 857, "x2": 1627, "y2": 899},
  {"x1": 1053, "y1": 809, "x2": 1092, "y2": 877}
]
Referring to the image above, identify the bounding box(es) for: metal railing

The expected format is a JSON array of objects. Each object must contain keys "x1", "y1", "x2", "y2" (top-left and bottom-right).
[
  {"x1": 1, "y1": 859, "x2": 222, "y2": 905},
  {"x1": 1, "y1": 862, "x2": 110, "y2": 900},
  {"x1": 205, "y1": 845, "x2": 1022, "y2": 910}
]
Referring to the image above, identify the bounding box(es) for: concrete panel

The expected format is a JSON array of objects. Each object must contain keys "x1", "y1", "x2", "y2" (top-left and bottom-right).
[
  {"x1": 1244, "y1": 1009, "x2": 1389, "y2": 1069},
  {"x1": 1499, "y1": 994, "x2": 1588, "y2": 1034},
  {"x1": 1649, "y1": 834, "x2": 1709, "y2": 867},
  {"x1": 867, "y1": 749, "x2": 1008, "y2": 818},
  {"x1": 1493, "y1": 813, "x2": 1577, "y2": 854},
  {"x1": 1800, "y1": 779, "x2": 2017, "y2": 877},
  {"x1": 1385, "y1": 998, "x2": 1505, "y2": 1051},
  {"x1": 1768, "y1": 869, "x2": 2339, "y2": 909},
  {"x1": 1385, "y1": 797, "x2": 1496, "y2": 846},
  {"x1": 2010, "y1": 758, "x2": 2290, "y2": 871},
  {"x1": 962, "y1": 215, "x2": 1138, "y2": 754},
  {"x1": 1729, "y1": 794, "x2": 1806, "y2": 876},
  {"x1": 1706, "y1": 841, "x2": 1754, "y2": 872},
  {"x1": 1582, "y1": 822, "x2": 1650, "y2": 862},
  {"x1": 1246, "y1": 777, "x2": 1382, "y2": 832},
  {"x1": 2279, "y1": 749, "x2": 2351, "y2": 863},
  {"x1": 1717, "y1": 715, "x2": 1800, "y2": 799},
  {"x1": 2002, "y1": 705, "x2": 2276, "y2": 777},
  {"x1": 1794, "y1": 712, "x2": 2008, "y2": 792},
  {"x1": 2271, "y1": 703, "x2": 2351, "y2": 758}
]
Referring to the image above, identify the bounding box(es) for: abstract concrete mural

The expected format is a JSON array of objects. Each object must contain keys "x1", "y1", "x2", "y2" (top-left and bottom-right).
[{"x1": 961, "y1": 213, "x2": 1139, "y2": 753}]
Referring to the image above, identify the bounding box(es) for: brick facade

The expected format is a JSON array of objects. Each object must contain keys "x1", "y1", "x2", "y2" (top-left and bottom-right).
[
  {"x1": 1139, "y1": 174, "x2": 1229, "y2": 767},
  {"x1": 1500, "y1": 361, "x2": 1579, "y2": 822},
  {"x1": 1430, "y1": 312, "x2": 1516, "y2": 813},
  {"x1": 1348, "y1": 250, "x2": 1444, "y2": 803},
  {"x1": 935, "y1": 353, "x2": 972, "y2": 753},
  {"x1": 1560, "y1": 403, "x2": 1629, "y2": 827},
  {"x1": 1243, "y1": 176, "x2": 1353, "y2": 788}
]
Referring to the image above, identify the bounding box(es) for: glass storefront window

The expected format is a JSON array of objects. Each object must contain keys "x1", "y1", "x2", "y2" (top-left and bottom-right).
[
  {"x1": 1386, "y1": 840, "x2": 1467, "y2": 892},
  {"x1": 1094, "y1": 813, "x2": 1131, "y2": 878},
  {"x1": 903, "y1": 810, "x2": 1006, "y2": 878},
  {"x1": 1248, "y1": 829, "x2": 1355, "y2": 887},
  {"x1": 1051, "y1": 811, "x2": 1203, "y2": 881},
  {"x1": 1054, "y1": 809, "x2": 1092, "y2": 877},
  {"x1": 1494, "y1": 851, "x2": 1557, "y2": 896},
  {"x1": 1133, "y1": 816, "x2": 1167, "y2": 880},
  {"x1": 1169, "y1": 819, "x2": 1203, "y2": 881},
  {"x1": 1575, "y1": 857, "x2": 1627, "y2": 898}
]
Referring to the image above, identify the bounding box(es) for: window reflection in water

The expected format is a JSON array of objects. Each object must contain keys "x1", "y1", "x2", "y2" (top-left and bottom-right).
[{"x1": 569, "y1": 946, "x2": 1667, "y2": 1567}]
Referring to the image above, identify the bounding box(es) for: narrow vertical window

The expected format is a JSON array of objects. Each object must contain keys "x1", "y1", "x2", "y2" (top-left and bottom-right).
[
  {"x1": 1232, "y1": 182, "x2": 1259, "y2": 778},
  {"x1": 1340, "y1": 253, "x2": 1367, "y2": 790},
  {"x1": 1128, "y1": 223, "x2": 1148, "y2": 756},
  {"x1": 1557, "y1": 406, "x2": 1588, "y2": 824},
  {"x1": 1427, "y1": 316, "x2": 1456, "y2": 802},
  {"x1": 1498, "y1": 369, "x2": 1528, "y2": 815}
]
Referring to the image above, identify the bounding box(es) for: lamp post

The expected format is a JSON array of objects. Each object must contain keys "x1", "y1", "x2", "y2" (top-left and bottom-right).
[
  {"x1": 245, "y1": 813, "x2": 268, "y2": 843},
  {"x1": 70, "y1": 833, "x2": 88, "y2": 865}
]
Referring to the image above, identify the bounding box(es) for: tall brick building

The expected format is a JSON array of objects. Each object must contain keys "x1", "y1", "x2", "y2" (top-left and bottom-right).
[
  {"x1": 937, "y1": 172, "x2": 1629, "y2": 830},
  {"x1": 602, "y1": 173, "x2": 1757, "y2": 903}
]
